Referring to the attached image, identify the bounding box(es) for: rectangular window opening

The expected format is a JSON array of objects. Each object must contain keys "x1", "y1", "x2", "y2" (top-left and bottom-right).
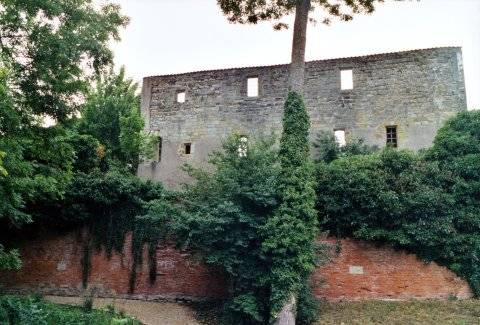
[
  {"x1": 156, "y1": 137, "x2": 162, "y2": 162},
  {"x1": 177, "y1": 91, "x2": 186, "y2": 103},
  {"x1": 184, "y1": 143, "x2": 191, "y2": 155},
  {"x1": 247, "y1": 77, "x2": 259, "y2": 97},
  {"x1": 386, "y1": 126, "x2": 398, "y2": 148},
  {"x1": 334, "y1": 129, "x2": 346, "y2": 147},
  {"x1": 341, "y1": 69, "x2": 353, "y2": 90}
]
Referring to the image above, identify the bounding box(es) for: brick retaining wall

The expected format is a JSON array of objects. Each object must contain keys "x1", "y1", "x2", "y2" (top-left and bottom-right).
[{"x1": 0, "y1": 232, "x2": 471, "y2": 301}]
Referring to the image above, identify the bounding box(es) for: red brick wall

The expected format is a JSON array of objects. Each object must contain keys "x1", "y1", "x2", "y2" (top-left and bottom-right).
[
  {"x1": 314, "y1": 238, "x2": 472, "y2": 300},
  {"x1": 0, "y1": 233, "x2": 472, "y2": 301},
  {"x1": 0, "y1": 232, "x2": 227, "y2": 300}
]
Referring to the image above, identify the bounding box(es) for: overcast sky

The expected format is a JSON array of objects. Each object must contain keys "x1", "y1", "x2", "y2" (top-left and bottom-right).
[{"x1": 110, "y1": 0, "x2": 480, "y2": 109}]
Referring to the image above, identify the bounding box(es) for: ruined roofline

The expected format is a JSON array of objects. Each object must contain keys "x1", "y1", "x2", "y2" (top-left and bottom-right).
[{"x1": 144, "y1": 46, "x2": 461, "y2": 79}]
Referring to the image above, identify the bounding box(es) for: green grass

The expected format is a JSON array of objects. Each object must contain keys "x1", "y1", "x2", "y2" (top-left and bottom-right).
[
  {"x1": 316, "y1": 299, "x2": 480, "y2": 325},
  {"x1": 0, "y1": 295, "x2": 141, "y2": 325}
]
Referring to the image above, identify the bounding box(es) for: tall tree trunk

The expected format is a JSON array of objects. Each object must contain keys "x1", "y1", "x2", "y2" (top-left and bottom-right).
[
  {"x1": 274, "y1": 295, "x2": 296, "y2": 325},
  {"x1": 289, "y1": 0, "x2": 311, "y2": 93},
  {"x1": 274, "y1": 2, "x2": 311, "y2": 324}
]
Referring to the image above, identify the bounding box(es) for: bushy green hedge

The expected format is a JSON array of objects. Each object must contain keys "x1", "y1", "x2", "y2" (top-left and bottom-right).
[{"x1": 316, "y1": 111, "x2": 480, "y2": 296}]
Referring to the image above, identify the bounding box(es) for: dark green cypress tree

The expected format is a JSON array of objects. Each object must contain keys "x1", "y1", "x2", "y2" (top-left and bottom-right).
[{"x1": 263, "y1": 91, "x2": 318, "y2": 323}]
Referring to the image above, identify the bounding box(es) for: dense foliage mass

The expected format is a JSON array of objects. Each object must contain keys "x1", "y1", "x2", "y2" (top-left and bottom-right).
[
  {"x1": 1, "y1": 1, "x2": 479, "y2": 324},
  {"x1": 59, "y1": 170, "x2": 168, "y2": 291},
  {"x1": 77, "y1": 67, "x2": 152, "y2": 172},
  {"x1": 0, "y1": 0, "x2": 128, "y2": 269},
  {"x1": 172, "y1": 118, "x2": 319, "y2": 324},
  {"x1": 262, "y1": 92, "x2": 318, "y2": 322},
  {"x1": 316, "y1": 111, "x2": 480, "y2": 297},
  {"x1": 0, "y1": 0, "x2": 128, "y2": 120},
  {"x1": 173, "y1": 135, "x2": 280, "y2": 324},
  {"x1": 0, "y1": 295, "x2": 139, "y2": 325}
]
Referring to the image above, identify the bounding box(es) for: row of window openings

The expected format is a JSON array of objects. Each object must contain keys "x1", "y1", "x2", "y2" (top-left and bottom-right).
[
  {"x1": 174, "y1": 70, "x2": 354, "y2": 103},
  {"x1": 335, "y1": 126, "x2": 397, "y2": 148},
  {"x1": 156, "y1": 127, "x2": 396, "y2": 162}
]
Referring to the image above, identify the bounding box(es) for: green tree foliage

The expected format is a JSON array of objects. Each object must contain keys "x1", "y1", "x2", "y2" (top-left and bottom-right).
[
  {"x1": 218, "y1": 0, "x2": 389, "y2": 26},
  {"x1": 57, "y1": 169, "x2": 168, "y2": 290},
  {"x1": 0, "y1": 0, "x2": 128, "y2": 121},
  {"x1": 0, "y1": 0, "x2": 128, "y2": 270},
  {"x1": 314, "y1": 131, "x2": 377, "y2": 163},
  {"x1": 0, "y1": 245, "x2": 21, "y2": 271},
  {"x1": 262, "y1": 92, "x2": 318, "y2": 321},
  {"x1": 316, "y1": 111, "x2": 480, "y2": 296},
  {"x1": 0, "y1": 151, "x2": 6, "y2": 177},
  {"x1": 66, "y1": 133, "x2": 103, "y2": 174},
  {"x1": 77, "y1": 67, "x2": 150, "y2": 172},
  {"x1": 173, "y1": 135, "x2": 280, "y2": 324},
  {"x1": 0, "y1": 295, "x2": 140, "y2": 325}
]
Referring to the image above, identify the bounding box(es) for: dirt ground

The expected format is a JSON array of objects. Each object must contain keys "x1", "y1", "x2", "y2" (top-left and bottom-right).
[{"x1": 45, "y1": 295, "x2": 202, "y2": 325}]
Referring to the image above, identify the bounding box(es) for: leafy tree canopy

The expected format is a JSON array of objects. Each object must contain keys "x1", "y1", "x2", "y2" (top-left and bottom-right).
[
  {"x1": 77, "y1": 67, "x2": 152, "y2": 172},
  {"x1": 0, "y1": 0, "x2": 128, "y2": 121},
  {"x1": 218, "y1": 0, "x2": 394, "y2": 28},
  {"x1": 0, "y1": 0, "x2": 128, "y2": 270}
]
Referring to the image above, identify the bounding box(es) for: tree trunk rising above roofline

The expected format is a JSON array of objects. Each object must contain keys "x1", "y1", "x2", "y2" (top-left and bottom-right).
[{"x1": 289, "y1": 0, "x2": 311, "y2": 93}]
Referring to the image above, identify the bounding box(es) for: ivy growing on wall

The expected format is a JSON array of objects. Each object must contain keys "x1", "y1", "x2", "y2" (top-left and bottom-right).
[
  {"x1": 262, "y1": 92, "x2": 319, "y2": 322},
  {"x1": 60, "y1": 169, "x2": 171, "y2": 292}
]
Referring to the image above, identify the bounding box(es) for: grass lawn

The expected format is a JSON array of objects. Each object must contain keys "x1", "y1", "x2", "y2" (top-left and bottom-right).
[
  {"x1": 316, "y1": 300, "x2": 480, "y2": 325},
  {"x1": 0, "y1": 295, "x2": 140, "y2": 325}
]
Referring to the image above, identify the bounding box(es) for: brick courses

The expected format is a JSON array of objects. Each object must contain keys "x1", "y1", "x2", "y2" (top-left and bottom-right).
[{"x1": 0, "y1": 233, "x2": 471, "y2": 301}]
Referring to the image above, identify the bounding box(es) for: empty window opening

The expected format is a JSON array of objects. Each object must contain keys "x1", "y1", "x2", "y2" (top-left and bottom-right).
[
  {"x1": 177, "y1": 91, "x2": 186, "y2": 103},
  {"x1": 156, "y1": 137, "x2": 163, "y2": 162},
  {"x1": 386, "y1": 126, "x2": 398, "y2": 148},
  {"x1": 247, "y1": 77, "x2": 259, "y2": 97},
  {"x1": 334, "y1": 129, "x2": 346, "y2": 147},
  {"x1": 238, "y1": 136, "x2": 248, "y2": 157},
  {"x1": 341, "y1": 69, "x2": 353, "y2": 90},
  {"x1": 184, "y1": 143, "x2": 192, "y2": 155}
]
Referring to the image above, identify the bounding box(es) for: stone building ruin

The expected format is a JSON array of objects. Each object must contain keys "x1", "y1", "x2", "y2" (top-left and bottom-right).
[{"x1": 138, "y1": 47, "x2": 466, "y2": 187}]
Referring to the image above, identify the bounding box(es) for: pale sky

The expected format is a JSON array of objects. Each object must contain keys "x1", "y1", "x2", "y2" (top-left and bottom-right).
[{"x1": 110, "y1": 0, "x2": 480, "y2": 109}]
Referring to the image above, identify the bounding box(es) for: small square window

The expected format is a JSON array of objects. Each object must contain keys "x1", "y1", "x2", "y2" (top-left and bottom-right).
[
  {"x1": 247, "y1": 77, "x2": 259, "y2": 97},
  {"x1": 334, "y1": 129, "x2": 346, "y2": 147},
  {"x1": 341, "y1": 70, "x2": 353, "y2": 90},
  {"x1": 386, "y1": 126, "x2": 398, "y2": 148},
  {"x1": 184, "y1": 143, "x2": 191, "y2": 155},
  {"x1": 177, "y1": 91, "x2": 186, "y2": 103}
]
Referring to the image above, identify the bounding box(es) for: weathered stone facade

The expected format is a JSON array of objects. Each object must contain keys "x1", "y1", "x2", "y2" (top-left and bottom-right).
[{"x1": 138, "y1": 47, "x2": 466, "y2": 187}]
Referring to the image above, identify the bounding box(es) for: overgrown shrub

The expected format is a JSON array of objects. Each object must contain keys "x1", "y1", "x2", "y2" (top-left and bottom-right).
[
  {"x1": 0, "y1": 295, "x2": 139, "y2": 325},
  {"x1": 173, "y1": 134, "x2": 280, "y2": 324},
  {"x1": 314, "y1": 131, "x2": 377, "y2": 163},
  {"x1": 262, "y1": 92, "x2": 319, "y2": 322},
  {"x1": 316, "y1": 111, "x2": 480, "y2": 296},
  {"x1": 59, "y1": 169, "x2": 170, "y2": 291}
]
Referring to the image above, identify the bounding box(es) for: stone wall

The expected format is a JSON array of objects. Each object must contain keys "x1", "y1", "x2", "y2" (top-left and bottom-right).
[
  {"x1": 0, "y1": 233, "x2": 471, "y2": 301},
  {"x1": 138, "y1": 47, "x2": 467, "y2": 187}
]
